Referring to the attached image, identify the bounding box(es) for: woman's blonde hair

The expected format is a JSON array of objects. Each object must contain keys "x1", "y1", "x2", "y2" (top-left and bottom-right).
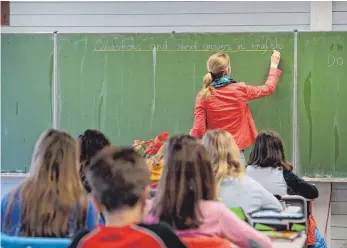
[
  {"x1": 202, "y1": 130, "x2": 244, "y2": 187},
  {"x1": 4, "y1": 129, "x2": 89, "y2": 237},
  {"x1": 200, "y1": 52, "x2": 231, "y2": 100}
]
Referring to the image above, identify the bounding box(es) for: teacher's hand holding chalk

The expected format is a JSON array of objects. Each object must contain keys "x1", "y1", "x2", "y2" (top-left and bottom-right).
[
  {"x1": 190, "y1": 51, "x2": 282, "y2": 166},
  {"x1": 271, "y1": 50, "x2": 281, "y2": 69}
]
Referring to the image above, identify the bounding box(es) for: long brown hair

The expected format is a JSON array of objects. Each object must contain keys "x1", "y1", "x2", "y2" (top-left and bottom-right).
[
  {"x1": 151, "y1": 135, "x2": 216, "y2": 230},
  {"x1": 202, "y1": 130, "x2": 244, "y2": 187},
  {"x1": 200, "y1": 52, "x2": 231, "y2": 100},
  {"x1": 4, "y1": 129, "x2": 89, "y2": 237},
  {"x1": 248, "y1": 130, "x2": 293, "y2": 171}
]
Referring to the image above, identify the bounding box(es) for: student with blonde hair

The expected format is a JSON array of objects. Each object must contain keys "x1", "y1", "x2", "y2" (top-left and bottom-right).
[
  {"x1": 146, "y1": 135, "x2": 273, "y2": 248},
  {"x1": 202, "y1": 129, "x2": 283, "y2": 214},
  {"x1": 191, "y1": 51, "x2": 281, "y2": 165},
  {"x1": 1, "y1": 129, "x2": 98, "y2": 237}
]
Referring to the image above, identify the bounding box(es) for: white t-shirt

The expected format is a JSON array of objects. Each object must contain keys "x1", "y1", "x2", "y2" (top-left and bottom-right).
[
  {"x1": 219, "y1": 174, "x2": 284, "y2": 214},
  {"x1": 246, "y1": 166, "x2": 288, "y2": 196}
]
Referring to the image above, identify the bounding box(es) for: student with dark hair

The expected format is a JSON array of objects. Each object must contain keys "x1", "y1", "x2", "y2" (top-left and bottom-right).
[
  {"x1": 69, "y1": 146, "x2": 187, "y2": 248},
  {"x1": 246, "y1": 130, "x2": 325, "y2": 247},
  {"x1": 78, "y1": 129, "x2": 110, "y2": 193},
  {"x1": 246, "y1": 130, "x2": 318, "y2": 199},
  {"x1": 146, "y1": 135, "x2": 272, "y2": 248}
]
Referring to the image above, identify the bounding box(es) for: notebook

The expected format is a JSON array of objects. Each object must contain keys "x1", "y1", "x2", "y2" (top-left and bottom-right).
[
  {"x1": 263, "y1": 231, "x2": 301, "y2": 241},
  {"x1": 251, "y1": 210, "x2": 304, "y2": 220}
]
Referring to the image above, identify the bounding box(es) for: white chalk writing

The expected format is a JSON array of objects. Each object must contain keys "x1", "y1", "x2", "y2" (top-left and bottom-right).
[
  {"x1": 252, "y1": 38, "x2": 283, "y2": 51},
  {"x1": 177, "y1": 42, "x2": 197, "y2": 51},
  {"x1": 93, "y1": 37, "x2": 284, "y2": 52},
  {"x1": 94, "y1": 38, "x2": 141, "y2": 51},
  {"x1": 327, "y1": 54, "x2": 344, "y2": 68},
  {"x1": 150, "y1": 40, "x2": 168, "y2": 51},
  {"x1": 203, "y1": 44, "x2": 233, "y2": 51}
]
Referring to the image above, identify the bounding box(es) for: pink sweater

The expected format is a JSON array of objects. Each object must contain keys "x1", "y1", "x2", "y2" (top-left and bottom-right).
[{"x1": 145, "y1": 200, "x2": 272, "y2": 248}]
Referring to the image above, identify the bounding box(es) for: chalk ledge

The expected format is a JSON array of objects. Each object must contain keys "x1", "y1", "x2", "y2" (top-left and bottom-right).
[{"x1": 302, "y1": 177, "x2": 347, "y2": 183}]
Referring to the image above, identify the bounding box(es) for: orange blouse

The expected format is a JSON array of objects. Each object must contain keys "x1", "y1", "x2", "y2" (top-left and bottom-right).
[{"x1": 191, "y1": 68, "x2": 282, "y2": 150}]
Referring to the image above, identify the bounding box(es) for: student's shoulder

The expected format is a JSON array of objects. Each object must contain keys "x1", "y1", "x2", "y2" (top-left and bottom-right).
[
  {"x1": 68, "y1": 229, "x2": 91, "y2": 248},
  {"x1": 137, "y1": 223, "x2": 187, "y2": 248},
  {"x1": 1, "y1": 191, "x2": 12, "y2": 206},
  {"x1": 138, "y1": 222, "x2": 172, "y2": 233},
  {"x1": 68, "y1": 228, "x2": 101, "y2": 248},
  {"x1": 245, "y1": 165, "x2": 258, "y2": 174},
  {"x1": 199, "y1": 200, "x2": 225, "y2": 211},
  {"x1": 1, "y1": 189, "x2": 21, "y2": 211},
  {"x1": 241, "y1": 174, "x2": 264, "y2": 190},
  {"x1": 198, "y1": 200, "x2": 231, "y2": 219},
  {"x1": 282, "y1": 169, "x2": 301, "y2": 183}
]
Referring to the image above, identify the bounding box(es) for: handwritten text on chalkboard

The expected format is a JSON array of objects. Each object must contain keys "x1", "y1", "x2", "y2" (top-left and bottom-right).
[
  {"x1": 94, "y1": 37, "x2": 284, "y2": 52},
  {"x1": 327, "y1": 54, "x2": 344, "y2": 68}
]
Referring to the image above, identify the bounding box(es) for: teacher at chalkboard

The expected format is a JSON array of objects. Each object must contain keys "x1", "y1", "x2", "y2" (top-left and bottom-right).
[{"x1": 190, "y1": 50, "x2": 281, "y2": 165}]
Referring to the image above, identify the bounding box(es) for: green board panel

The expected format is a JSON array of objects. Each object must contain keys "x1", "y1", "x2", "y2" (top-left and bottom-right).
[
  {"x1": 58, "y1": 33, "x2": 293, "y2": 159},
  {"x1": 298, "y1": 32, "x2": 347, "y2": 178},
  {"x1": 1, "y1": 34, "x2": 53, "y2": 172}
]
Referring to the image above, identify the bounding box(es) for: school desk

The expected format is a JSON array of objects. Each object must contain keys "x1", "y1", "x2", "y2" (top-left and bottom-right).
[
  {"x1": 230, "y1": 234, "x2": 307, "y2": 248},
  {"x1": 272, "y1": 234, "x2": 307, "y2": 248}
]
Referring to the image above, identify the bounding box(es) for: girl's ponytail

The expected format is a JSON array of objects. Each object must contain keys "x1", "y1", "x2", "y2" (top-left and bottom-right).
[{"x1": 200, "y1": 72, "x2": 213, "y2": 100}]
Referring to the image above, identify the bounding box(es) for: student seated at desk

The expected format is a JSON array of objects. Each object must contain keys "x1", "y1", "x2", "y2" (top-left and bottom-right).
[
  {"x1": 1, "y1": 129, "x2": 98, "y2": 238},
  {"x1": 246, "y1": 130, "x2": 325, "y2": 248},
  {"x1": 202, "y1": 130, "x2": 283, "y2": 214},
  {"x1": 146, "y1": 135, "x2": 272, "y2": 248},
  {"x1": 246, "y1": 130, "x2": 319, "y2": 199},
  {"x1": 69, "y1": 147, "x2": 187, "y2": 248},
  {"x1": 78, "y1": 129, "x2": 111, "y2": 193}
]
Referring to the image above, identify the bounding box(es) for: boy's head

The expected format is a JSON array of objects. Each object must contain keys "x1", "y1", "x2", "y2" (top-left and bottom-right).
[{"x1": 86, "y1": 146, "x2": 150, "y2": 213}]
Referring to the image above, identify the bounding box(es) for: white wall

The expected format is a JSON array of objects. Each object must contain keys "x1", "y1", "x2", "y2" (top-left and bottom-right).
[
  {"x1": 3, "y1": 1, "x2": 311, "y2": 33},
  {"x1": 331, "y1": 183, "x2": 347, "y2": 248},
  {"x1": 333, "y1": 1, "x2": 347, "y2": 30},
  {"x1": 1, "y1": 1, "x2": 347, "y2": 247},
  {"x1": 309, "y1": 182, "x2": 347, "y2": 248}
]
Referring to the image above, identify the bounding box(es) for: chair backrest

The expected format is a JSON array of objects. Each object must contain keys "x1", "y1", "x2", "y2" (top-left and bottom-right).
[
  {"x1": 250, "y1": 195, "x2": 308, "y2": 232},
  {"x1": 230, "y1": 207, "x2": 248, "y2": 222},
  {"x1": 0, "y1": 232, "x2": 71, "y2": 248},
  {"x1": 182, "y1": 237, "x2": 230, "y2": 248}
]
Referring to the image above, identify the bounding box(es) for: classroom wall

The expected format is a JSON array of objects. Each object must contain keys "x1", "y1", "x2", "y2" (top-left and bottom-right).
[
  {"x1": 330, "y1": 183, "x2": 347, "y2": 248},
  {"x1": 1, "y1": 1, "x2": 347, "y2": 247},
  {"x1": 3, "y1": 1, "x2": 311, "y2": 33},
  {"x1": 333, "y1": 1, "x2": 347, "y2": 30},
  {"x1": 310, "y1": 182, "x2": 347, "y2": 248}
]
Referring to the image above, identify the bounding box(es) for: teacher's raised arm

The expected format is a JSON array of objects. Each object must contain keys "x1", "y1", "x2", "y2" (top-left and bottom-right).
[{"x1": 190, "y1": 51, "x2": 281, "y2": 164}]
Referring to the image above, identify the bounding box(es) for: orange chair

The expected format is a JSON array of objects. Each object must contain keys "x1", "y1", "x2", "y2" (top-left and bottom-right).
[{"x1": 182, "y1": 237, "x2": 230, "y2": 248}]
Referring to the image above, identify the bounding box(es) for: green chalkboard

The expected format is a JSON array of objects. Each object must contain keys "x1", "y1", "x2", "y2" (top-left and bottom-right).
[
  {"x1": 298, "y1": 32, "x2": 347, "y2": 178},
  {"x1": 1, "y1": 34, "x2": 53, "y2": 172},
  {"x1": 58, "y1": 33, "x2": 293, "y2": 159}
]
